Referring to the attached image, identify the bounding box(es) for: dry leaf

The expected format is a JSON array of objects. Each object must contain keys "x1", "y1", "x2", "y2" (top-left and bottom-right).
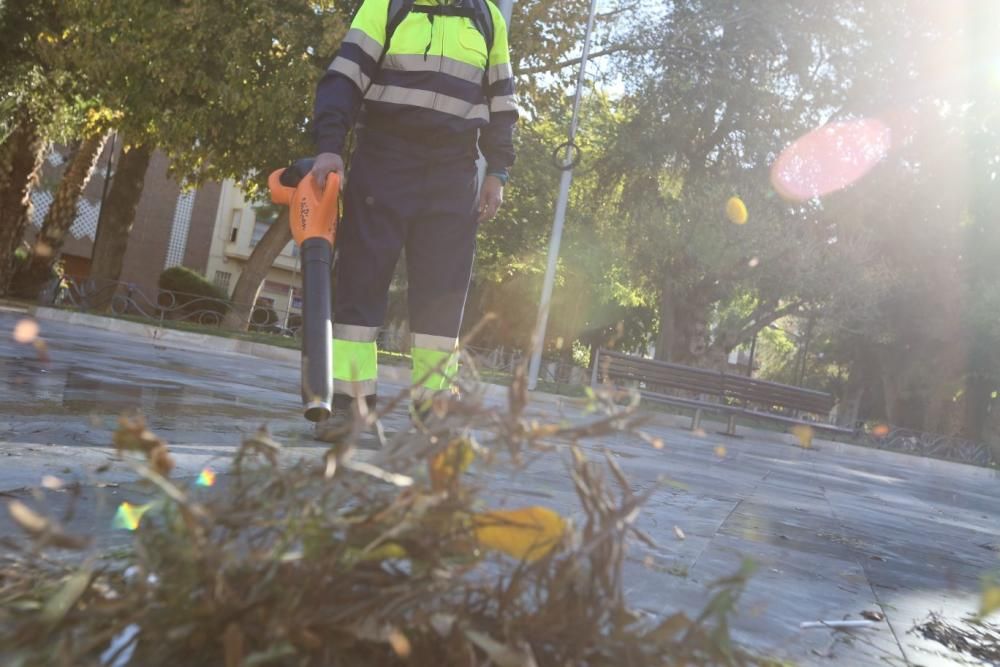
[
  {"x1": 430, "y1": 437, "x2": 476, "y2": 491},
  {"x1": 981, "y1": 585, "x2": 1000, "y2": 617},
  {"x1": 790, "y1": 425, "x2": 814, "y2": 448},
  {"x1": 465, "y1": 629, "x2": 539, "y2": 667},
  {"x1": 41, "y1": 475, "x2": 64, "y2": 490},
  {"x1": 9, "y1": 500, "x2": 89, "y2": 549},
  {"x1": 149, "y1": 445, "x2": 175, "y2": 477},
  {"x1": 861, "y1": 610, "x2": 885, "y2": 622},
  {"x1": 387, "y1": 628, "x2": 411, "y2": 658},
  {"x1": 41, "y1": 568, "x2": 94, "y2": 624},
  {"x1": 474, "y1": 506, "x2": 566, "y2": 562}
]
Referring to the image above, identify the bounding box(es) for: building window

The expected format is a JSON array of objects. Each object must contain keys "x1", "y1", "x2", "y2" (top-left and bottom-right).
[
  {"x1": 250, "y1": 203, "x2": 281, "y2": 247},
  {"x1": 214, "y1": 271, "x2": 232, "y2": 292},
  {"x1": 164, "y1": 191, "x2": 196, "y2": 269},
  {"x1": 228, "y1": 209, "x2": 242, "y2": 243}
]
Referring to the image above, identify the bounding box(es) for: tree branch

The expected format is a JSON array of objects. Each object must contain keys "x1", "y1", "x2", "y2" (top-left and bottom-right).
[{"x1": 515, "y1": 45, "x2": 640, "y2": 77}]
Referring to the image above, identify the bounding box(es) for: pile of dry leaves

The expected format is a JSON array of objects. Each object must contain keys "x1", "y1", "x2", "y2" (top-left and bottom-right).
[{"x1": 0, "y1": 364, "x2": 768, "y2": 666}]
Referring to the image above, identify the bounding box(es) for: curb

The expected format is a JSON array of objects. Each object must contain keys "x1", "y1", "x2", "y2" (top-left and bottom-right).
[{"x1": 32, "y1": 306, "x2": 303, "y2": 363}]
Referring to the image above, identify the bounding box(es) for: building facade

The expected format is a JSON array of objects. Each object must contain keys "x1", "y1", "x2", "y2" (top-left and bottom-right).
[
  {"x1": 28, "y1": 141, "x2": 221, "y2": 299},
  {"x1": 27, "y1": 140, "x2": 304, "y2": 326},
  {"x1": 203, "y1": 180, "x2": 303, "y2": 326}
]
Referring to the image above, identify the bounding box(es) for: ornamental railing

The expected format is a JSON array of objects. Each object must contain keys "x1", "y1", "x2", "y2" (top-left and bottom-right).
[{"x1": 857, "y1": 425, "x2": 995, "y2": 467}]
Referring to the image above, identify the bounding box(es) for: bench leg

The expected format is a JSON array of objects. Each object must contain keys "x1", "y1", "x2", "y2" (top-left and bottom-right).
[{"x1": 691, "y1": 408, "x2": 703, "y2": 432}]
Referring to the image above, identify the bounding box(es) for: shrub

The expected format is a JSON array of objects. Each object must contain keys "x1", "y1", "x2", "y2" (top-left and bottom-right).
[{"x1": 158, "y1": 267, "x2": 230, "y2": 318}]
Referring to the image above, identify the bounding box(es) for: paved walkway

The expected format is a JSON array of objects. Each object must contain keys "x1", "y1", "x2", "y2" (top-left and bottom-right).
[{"x1": 2, "y1": 309, "x2": 998, "y2": 665}]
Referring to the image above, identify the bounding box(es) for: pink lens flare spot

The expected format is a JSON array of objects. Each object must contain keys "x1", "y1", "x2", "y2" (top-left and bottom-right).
[
  {"x1": 196, "y1": 468, "x2": 217, "y2": 487},
  {"x1": 771, "y1": 119, "x2": 892, "y2": 201}
]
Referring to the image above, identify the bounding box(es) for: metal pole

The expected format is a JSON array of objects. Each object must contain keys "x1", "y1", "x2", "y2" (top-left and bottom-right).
[
  {"x1": 526, "y1": 0, "x2": 599, "y2": 390},
  {"x1": 496, "y1": 0, "x2": 513, "y2": 25}
]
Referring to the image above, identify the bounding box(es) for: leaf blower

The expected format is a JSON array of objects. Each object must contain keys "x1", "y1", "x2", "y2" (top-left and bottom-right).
[{"x1": 268, "y1": 159, "x2": 339, "y2": 422}]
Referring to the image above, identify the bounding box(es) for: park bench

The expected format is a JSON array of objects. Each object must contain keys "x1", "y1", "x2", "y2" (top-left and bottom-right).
[{"x1": 591, "y1": 348, "x2": 855, "y2": 437}]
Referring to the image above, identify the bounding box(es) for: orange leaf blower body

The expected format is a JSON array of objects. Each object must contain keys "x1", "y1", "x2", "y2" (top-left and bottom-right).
[{"x1": 268, "y1": 159, "x2": 340, "y2": 422}]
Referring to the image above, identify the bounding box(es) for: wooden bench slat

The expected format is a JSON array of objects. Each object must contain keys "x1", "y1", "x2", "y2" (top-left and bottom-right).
[{"x1": 594, "y1": 349, "x2": 842, "y2": 433}]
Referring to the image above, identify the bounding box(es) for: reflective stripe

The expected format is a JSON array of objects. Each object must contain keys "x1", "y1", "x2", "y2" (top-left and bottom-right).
[
  {"x1": 335, "y1": 378, "x2": 378, "y2": 398},
  {"x1": 489, "y1": 94, "x2": 518, "y2": 114},
  {"x1": 366, "y1": 84, "x2": 489, "y2": 121},
  {"x1": 384, "y1": 54, "x2": 484, "y2": 84},
  {"x1": 342, "y1": 27, "x2": 384, "y2": 61},
  {"x1": 412, "y1": 333, "x2": 458, "y2": 352},
  {"x1": 333, "y1": 339, "x2": 377, "y2": 384},
  {"x1": 331, "y1": 57, "x2": 371, "y2": 91},
  {"x1": 412, "y1": 346, "x2": 458, "y2": 390},
  {"x1": 487, "y1": 62, "x2": 513, "y2": 85},
  {"x1": 333, "y1": 323, "x2": 379, "y2": 342}
]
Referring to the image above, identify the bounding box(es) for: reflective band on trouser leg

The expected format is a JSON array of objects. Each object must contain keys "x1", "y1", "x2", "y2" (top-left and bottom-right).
[
  {"x1": 411, "y1": 334, "x2": 459, "y2": 402},
  {"x1": 332, "y1": 324, "x2": 379, "y2": 397}
]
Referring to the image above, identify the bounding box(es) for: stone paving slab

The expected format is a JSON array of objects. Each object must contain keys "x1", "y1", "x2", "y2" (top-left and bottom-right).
[{"x1": 3, "y1": 310, "x2": 1000, "y2": 665}]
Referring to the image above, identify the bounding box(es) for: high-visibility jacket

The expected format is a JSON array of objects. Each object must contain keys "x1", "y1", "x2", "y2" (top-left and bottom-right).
[{"x1": 313, "y1": 0, "x2": 517, "y2": 177}]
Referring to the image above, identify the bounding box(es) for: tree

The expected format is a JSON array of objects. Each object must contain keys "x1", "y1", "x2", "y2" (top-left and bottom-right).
[
  {"x1": 87, "y1": 141, "x2": 154, "y2": 308},
  {"x1": 593, "y1": 0, "x2": 905, "y2": 366},
  {"x1": 0, "y1": 108, "x2": 46, "y2": 295},
  {"x1": 221, "y1": 214, "x2": 293, "y2": 332},
  {"x1": 10, "y1": 129, "x2": 109, "y2": 297}
]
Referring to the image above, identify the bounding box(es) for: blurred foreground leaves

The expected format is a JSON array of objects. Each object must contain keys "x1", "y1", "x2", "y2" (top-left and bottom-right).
[{"x1": 0, "y1": 377, "x2": 768, "y2": 666}]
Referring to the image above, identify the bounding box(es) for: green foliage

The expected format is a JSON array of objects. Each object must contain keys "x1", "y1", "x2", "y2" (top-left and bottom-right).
[{"x1": 158, "y1": 266, "x2": 230, "y2": 316}]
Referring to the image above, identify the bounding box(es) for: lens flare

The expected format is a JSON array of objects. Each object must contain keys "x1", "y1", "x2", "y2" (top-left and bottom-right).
[
  {"x1": 771, "y1": 119, "x2": 891, "y2": 201},
  {"x1": 13, "y1": 318, "x2": 39, "y2": 344},
  {"x1": 871, "y1": 423, "x2": 891, "y2": 438},
  {"x1": 113, "y1": 502, "x2": 153, "y2": 531},
  {"x1": 196, "y1": 468, "x2": 217, "y2": 487}
]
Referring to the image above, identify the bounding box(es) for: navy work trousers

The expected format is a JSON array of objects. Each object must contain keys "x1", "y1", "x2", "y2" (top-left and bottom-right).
[{"x1": 334, "y1": 131, "x2": 480, "y2": 341}]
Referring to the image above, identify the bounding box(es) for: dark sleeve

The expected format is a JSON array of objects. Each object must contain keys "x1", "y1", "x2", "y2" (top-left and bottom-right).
[
  {"x1": 478, "y1": 10, "x2": 518, "y2": 176},
  {"x1": 313, "y1": 70, "x2": 364, "y2": 156},
  {"x1": 312, "y1": 1, "x2": 388, "y2": 155}
]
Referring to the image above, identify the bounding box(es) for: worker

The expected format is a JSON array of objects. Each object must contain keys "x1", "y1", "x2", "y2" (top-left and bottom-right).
[{"x1": 310, "y1": 0, "x2": 517, "y2": 440}]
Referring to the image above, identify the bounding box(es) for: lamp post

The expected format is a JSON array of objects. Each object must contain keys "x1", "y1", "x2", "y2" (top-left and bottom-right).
[{"x1": 526, "y1": 0, "x2": 600, "y2": 390}]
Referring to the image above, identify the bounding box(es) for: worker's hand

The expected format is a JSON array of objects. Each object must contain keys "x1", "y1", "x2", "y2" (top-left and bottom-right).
[
  {"x1": 478, "y1": 174, "x2": 504, "y2": 223},
  {"x1": 312, "y1": 153, "x2": 345, "y2": 191}
]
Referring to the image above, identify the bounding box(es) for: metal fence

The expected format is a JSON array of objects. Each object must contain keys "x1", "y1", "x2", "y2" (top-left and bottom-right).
[
  {"x1": 49, "y1": 277, "x2": 303, "y2": 337},
  {"x1": 857, "y1": 425, "x2": 996, "y2": 467},
  {"x1": 46, "y1": 277, "x2": 592, "y2": 385}
]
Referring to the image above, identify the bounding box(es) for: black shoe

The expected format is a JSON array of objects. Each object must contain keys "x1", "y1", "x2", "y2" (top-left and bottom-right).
[{"x1": 313, "y1": 394, "x2": 376, "y2": 443}]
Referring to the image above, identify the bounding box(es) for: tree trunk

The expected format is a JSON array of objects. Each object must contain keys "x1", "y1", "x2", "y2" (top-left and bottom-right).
[
  {"x1": 0, "y1": 110, "x2": 47, "y2": 296},
  {"x1": 880, "y1": 357, "x2": 902, "y2": 426},
  {"x1": 221, "y1": 211, "x2": 292, "y2": 332},
  {"x1": 88, "y1": 141, "x2": 153, "y2": 310},
  {"x1": 655, "y1": 281, "x2": 708, "y2": 365},
  {"x1": 655, "y1": 283, "x2": 676, "y2": 361},
  {"x1": 11, "y1": 132, "x2": 109, "y2": 299}
]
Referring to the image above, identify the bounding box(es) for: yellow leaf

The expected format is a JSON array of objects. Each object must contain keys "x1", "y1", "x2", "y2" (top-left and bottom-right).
[
  {"x1": 981, "y1": 585, "x2": 1000, "y2": 617},
  {"x1": 474, "y1": 506, "x2": 566, "y2": 562},
  {"x1": 429, "y1": 438, "x2": 476, "y2": 491},
  {"x1": 725, "y1": 196, "x2": 748, "y2": 225},
  {"x1": 790, "y1": 424, "x2": 814, "y2": 448}
]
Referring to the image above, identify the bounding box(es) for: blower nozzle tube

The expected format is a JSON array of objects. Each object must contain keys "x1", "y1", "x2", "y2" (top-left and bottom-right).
[{"x1": 300, "y1": 237, "x2": 334, "y2": 422}]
